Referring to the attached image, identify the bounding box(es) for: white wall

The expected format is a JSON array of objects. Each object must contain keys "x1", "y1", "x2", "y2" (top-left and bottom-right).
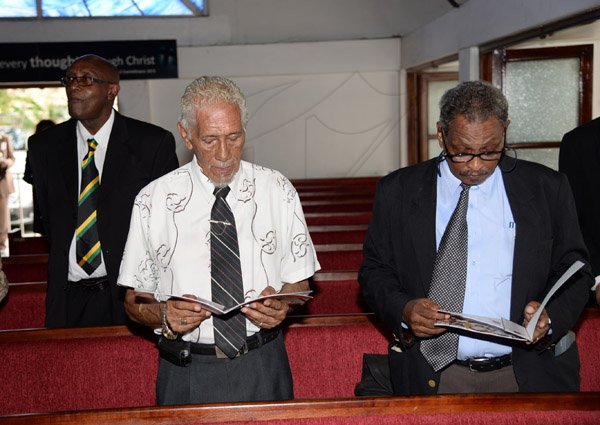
[
  {"x1": 121, "y1": 39, "x2": 402, "y2": 178},
  {"x1": 402, "y1": 0, "x2": 600, "y2": 69},
  {"x1": 3, "y1": 0, "x2": 600, "y2": 177}
]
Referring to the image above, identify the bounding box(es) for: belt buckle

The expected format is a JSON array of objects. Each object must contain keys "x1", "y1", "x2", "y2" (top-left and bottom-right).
[
  {"x1": 468, "y1": 357, "x2": 488, "y2": 372},
  {"x1": 215, "y1": 345, "x2": 247, "y2": 359}
]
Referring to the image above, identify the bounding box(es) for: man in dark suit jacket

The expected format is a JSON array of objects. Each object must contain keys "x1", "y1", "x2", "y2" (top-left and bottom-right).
[
  {"x1": 560, "y1": 117, "x2": 600, "y2": 306},
  {"x1": 26, "y1": 54, "x2": 179, "y2": 328},
  {"x1": 359, "y1": 81, "x2": 592, "y2": 395}
]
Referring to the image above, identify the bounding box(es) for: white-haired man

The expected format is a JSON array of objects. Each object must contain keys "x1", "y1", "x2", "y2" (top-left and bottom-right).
[{"x1": 119, "y1": 76, "x2": 320, "y2": 404}]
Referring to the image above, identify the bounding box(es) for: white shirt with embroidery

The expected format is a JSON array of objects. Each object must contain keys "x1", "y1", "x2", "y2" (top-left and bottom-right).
[{"x1": 118, "y1": 159, "x2": 321, "y2": 343}]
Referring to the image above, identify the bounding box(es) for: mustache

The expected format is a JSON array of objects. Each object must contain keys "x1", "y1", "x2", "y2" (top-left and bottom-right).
[{"x1": 458, "y1": 169, "x2": 491, "y2": 177}]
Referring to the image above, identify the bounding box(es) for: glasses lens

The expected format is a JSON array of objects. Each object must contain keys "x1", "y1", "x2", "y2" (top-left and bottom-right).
[
  {"x1": 451, "y1": 154, "x2": 473, "y2": 163},
  {"x1": 79, "y1": 76, "x2": 93, "y2": 86},
  {"x1": 480, "y1": 152, "x2": 503, "y2": 161},
  {"x1": 62, "y1": 76, "x2": 94, "y2": 86}
]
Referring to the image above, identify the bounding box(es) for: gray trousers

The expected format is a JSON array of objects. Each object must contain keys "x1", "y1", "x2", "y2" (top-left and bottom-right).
[
  {"x1": 156, "y1": 333, "x2": 293, "y2": 405},
  {"x1": 438, "y1": 364, "x2": 519, "y2": 394}
]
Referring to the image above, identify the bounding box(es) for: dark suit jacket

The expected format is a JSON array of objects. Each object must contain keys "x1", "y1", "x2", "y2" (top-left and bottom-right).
[
  {"x1": 359, "y1": 157, "x2": 592, "y2": 394},
  {"x1": 27, "y1": 112, "x2": 179, "y2": 327},
  {"x1": 560, "y1": 118, "x2": 600, "y2": 285}
]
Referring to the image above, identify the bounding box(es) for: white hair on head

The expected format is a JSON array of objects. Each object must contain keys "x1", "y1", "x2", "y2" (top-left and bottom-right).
[{"x1": 178, "y1": 76, "x2": 248, "y2": 133}]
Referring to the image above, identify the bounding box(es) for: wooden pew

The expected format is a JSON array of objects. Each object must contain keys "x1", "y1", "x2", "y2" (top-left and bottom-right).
[
  {"x1": 2, "y1": 254, "x2": 48, "y2": 283},
  {"x1": 0, "y1": 311, "x2": 599, "y2": 422},
  {"x1": 0, "y1": 271, "x2": 368, "y2": 331},
  {"x1": 0, "y1": 315, "x2": 388, "y2": 416},
  {"x1": 7, "y1": 233, "x2": 49, "y2": 256},
  {"x1": 0, "y1": 393, "x2": 598, "y2": 424},
  {"x1": 2, "y1": 240, "x2": 364, "y2": 281}
]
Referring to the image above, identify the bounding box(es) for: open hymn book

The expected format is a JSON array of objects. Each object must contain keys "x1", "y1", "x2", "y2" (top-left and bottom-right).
[
  {"x1": 135, "y1": 289, "x2": 313, "y2": 315},
  {"x1": 434, "y1": 260, "x2": 584, "y2": 342}
]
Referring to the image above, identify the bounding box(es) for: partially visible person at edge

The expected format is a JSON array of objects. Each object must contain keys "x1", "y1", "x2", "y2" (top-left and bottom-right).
[
  {"x1": 560, "y1": 117, "x2": 600, "y2": 307},
  {"x1": 0, "y1": 130, "x2": 15, "y2": 257},
  {"x1": 359, "y1": 80, "x2": 593, "y2": 395},
  {"x1": 118, "y1": 76, "x2": 320, "y2": 405},
  {"x1": 26, "y1": 54, "x2": 179, "y2": 327},
  {"x1": 0, "y1": 256, "x2": 8, "y2": 302},
  {"x1": 24, "y1": 119, "x2": 56, "y2": 236}
]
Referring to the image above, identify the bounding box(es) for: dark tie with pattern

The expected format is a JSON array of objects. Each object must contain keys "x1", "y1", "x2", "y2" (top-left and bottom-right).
[
  {"x1": 211, "y1": 186, "x2": 246, "y2": 358},
  {"x1": 420, "y1": 183, "x2": 470, "y2": 372},
  {"x1": 76, "y1": 138, "x2": 102, "y2": 275}
]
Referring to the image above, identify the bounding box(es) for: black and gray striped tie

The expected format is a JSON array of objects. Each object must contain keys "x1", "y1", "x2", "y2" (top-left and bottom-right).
[
  {"x1": 420, "y1": 183, "x2": 470, "y2": 372},
  {"x1": 211, "y1": 186, "x2": 246, "y2": 358}
]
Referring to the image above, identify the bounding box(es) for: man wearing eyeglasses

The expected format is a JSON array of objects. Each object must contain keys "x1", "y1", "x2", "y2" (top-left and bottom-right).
[
  {"x1": 359, "y1": 81, "x2": 593, "y2": 395},
  {"x1": 26, "y1": 54, "x2": 179, "y2": 327}
]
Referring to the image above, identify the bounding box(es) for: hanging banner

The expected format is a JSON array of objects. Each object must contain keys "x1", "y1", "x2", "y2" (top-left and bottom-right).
[{"x1": 0, "y1": 39, "x2": 178, "y2": 83}]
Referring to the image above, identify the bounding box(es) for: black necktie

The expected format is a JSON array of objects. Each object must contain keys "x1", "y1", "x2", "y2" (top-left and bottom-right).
[
  {"x1": 420, "y1": 183, "x2": 470, "y2": 372},
  {"x1": 76, "y1": 138, "x2": 102, "y2": 275},
  {"x1": 211, "y1": 186, "x2": 246, "y2": 358}
]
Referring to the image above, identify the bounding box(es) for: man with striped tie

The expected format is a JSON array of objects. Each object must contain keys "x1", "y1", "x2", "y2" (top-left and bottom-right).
[
  {"x1": 26, "y1": 55, "x2": 179, "y2": 327},
  {"x1": 119, "y1": 76, "x2": 320, "y2": 404}
]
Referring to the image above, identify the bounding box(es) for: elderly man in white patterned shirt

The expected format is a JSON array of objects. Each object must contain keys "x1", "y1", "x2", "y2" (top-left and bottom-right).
[{"x1": 118, "y1": 76, "x2": 320, "y2": 405}]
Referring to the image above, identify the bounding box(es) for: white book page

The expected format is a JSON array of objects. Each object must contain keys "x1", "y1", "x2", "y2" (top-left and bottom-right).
[
  {"x1": 135, "y1": 289, "x2": 313, "y2": 315},
  {"x1": 524, "y1": 260, "x2": 584, "y2": 338},
  {"x1": 435, "y1": 260, "x2": 584, "y2": 342}
]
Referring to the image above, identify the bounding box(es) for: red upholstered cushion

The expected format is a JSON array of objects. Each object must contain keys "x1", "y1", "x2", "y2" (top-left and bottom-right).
[
  {"x1": 577, "y1": 311, "x2": 600, "y2": 391},
  {"x1": 0, "y1": 285, "x2": 46, "y2": 330},
  {"x1": 0, "y1": 334, "x2": 158, "y2": 415},
  {"x1": 298, "y1": 280, "x2": 367, "y2": 315},
  {"x1": 285, "y1": 322, "x2": 389, "y2": 399}
]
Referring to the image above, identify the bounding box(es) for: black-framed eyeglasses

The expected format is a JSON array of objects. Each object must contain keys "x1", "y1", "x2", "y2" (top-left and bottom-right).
[
  {"x1": 441, "y1": 129, "x2": 505, "y2": 163},
  {"x1": 60, "y1": 76, "x2": 117, "y2": 87}
]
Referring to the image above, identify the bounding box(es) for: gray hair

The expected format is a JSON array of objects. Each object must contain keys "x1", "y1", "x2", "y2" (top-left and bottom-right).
[
  {"x1": 179, "y1": 76, "x2": 248, "y2": 133},
  {"x1": 439, "y1": 80, "x2": 508, "y2": 133}
]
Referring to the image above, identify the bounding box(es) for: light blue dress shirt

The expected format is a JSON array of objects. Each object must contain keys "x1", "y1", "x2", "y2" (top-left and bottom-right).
[{"x1": 436, "y1": 160, "x2": 515, "y2": 359}]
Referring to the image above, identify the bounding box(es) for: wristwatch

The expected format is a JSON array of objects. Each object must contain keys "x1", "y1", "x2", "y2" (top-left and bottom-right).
[{"x1": 160, "y1": 302, "x2": 178, "y2": 340}]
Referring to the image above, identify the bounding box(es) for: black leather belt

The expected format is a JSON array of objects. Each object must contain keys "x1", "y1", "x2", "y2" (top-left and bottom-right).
[
  {"x1": 454, "y1": 354, "x2": 512, "y2": 372},
  {"x1": 190, "y1": 327, "x2": 280, "y2": 358},
  {"x1": 67, "y1": 277, "x2": 108, "y2": 291}
]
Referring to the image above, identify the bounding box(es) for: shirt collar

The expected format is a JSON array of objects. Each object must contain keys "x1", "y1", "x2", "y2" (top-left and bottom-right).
[
  {"x1": 191, "y1": 157, "x2": 244, "y2": 203},
  {"x1": 439, "y1": 158, "x2": 500, "y2": 197},
  {"x1": 76, "y1": 109, "x2": 115, "y2": 149}
]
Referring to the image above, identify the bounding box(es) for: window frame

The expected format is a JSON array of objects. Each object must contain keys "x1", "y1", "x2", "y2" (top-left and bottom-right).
[
  {"x1": 483, "y1": 44, "x2": 593, "y2": 151},
  {"x1": 407, "y1": 71, "x2": 459, "y2": 164}
]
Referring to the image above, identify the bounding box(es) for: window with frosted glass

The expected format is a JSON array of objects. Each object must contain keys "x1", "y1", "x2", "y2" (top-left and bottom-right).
[
  {"x1": 497, "y1": 45, "x2": 592, "y2": 171},
  {"x1": 427, "y1": 79, "x2": 458, "y2": 160},
  {"x1": 505, "y1": 58, "x2": 579, "y2": 144}
]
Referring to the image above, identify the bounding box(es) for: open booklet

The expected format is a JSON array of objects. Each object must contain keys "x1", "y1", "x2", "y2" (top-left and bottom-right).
[
  {"x1": 135, "y1": 289, "x2": 313, "y2": 315},
  {"x1": 434, "y1": 260, "x2": 584, "y2": 342}
]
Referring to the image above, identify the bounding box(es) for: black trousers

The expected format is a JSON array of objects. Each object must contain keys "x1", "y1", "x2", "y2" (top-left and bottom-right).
[
  {"x1": 65, "y1": 280, "x2": 113, "y2": 326},
  {"x1": 156, "y1": 332, "x2": 293, "y2": 405}
]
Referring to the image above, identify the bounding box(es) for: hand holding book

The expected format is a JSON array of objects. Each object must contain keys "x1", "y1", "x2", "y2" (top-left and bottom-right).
[{"x1": 434, "y1": 260, "x2": 584, "y2": 342}]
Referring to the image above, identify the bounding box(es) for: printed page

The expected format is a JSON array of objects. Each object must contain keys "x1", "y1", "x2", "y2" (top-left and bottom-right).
[
  {"x1": 435, "y1": 260, "x2": 584, "y2": 342},
  {"x1": 436, "y1": 310, "x2": 528, "y2": 341},
  {"x1": 135, "y1": 289, "x2": 313, "y2": 315}
]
